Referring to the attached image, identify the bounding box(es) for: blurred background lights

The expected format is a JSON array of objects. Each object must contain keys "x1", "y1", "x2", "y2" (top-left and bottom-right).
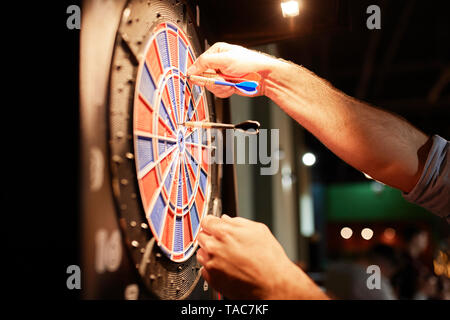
[
  {"x1": 340, "y1": 227, "x2": 353, "y2": 239},
  {"x1": 361, "y1": 228, "x2": 374, "y2": 240},
  {"x1": 300, "y1": 194, "x2": 315, "y2": 237},
  {"x1": 302, "y1": 152, "x2": 316, "y2": 166},
  {"x1": 383, "y1": 227, "x2": 396, "y2": 241},
  {"x1": 281, "y1": 0, "x2": 300, "y2": 18},
  {"x1": 370, "y1": 181, "x2": 385, "y2": 193},
  {"x1": 281, "y1": 166, "x2": 294, "y2": 190}
]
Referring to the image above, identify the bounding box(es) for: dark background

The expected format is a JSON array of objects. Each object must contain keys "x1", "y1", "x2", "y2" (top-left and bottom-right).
[{"x1": 5, "y1": 1, "x2": 81, "y2": 299}]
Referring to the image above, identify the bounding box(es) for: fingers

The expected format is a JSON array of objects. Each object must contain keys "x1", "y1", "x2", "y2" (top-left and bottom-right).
[
  {"x1": 203, "y1": 73, "x2": 235, "y2": 98},
  {"x1": 187, "y1": 52, "x2": 230, "y2": 76},
  {"x1": 197, "y1": 246, "x2": 217, "y2": 273},
  {"x1": 197, "y1": 214, "x2": 236, "y2": 257},
  {"x1": 200, "y1": 266, "x2": 211, "y2": 283},
  {"x1": 197, "y1": 229, "x2": 221, "y2": 253},
  {"x1": 208, "y1": 42, "x2": 235, "y2": 53},
  {"x1": 205, "y1": 83, "x2": 235, "y2": 98},
  {"x1": 187, "y1": 67, "x2": 235, "y2": 98},
  {"x1": 187, "y1": 41, "x2": 259, "y2": 98},
  {"x1": 196, "y1": 247, "x2": 211, "y2": 265},
  {"x1": 201, "y1": 214, "x2": 234, "y2": 238},
  {"x1": 187, "y1": 42, "x2": 235, "y2": 76}
]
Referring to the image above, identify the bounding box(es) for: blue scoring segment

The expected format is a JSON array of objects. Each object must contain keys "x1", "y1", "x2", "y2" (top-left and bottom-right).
[
  {"x1": 140, "y1": 64, "x2": 157, "y2": 105},
  {"x1": 167, "y1": 78, "x2": 178, "y2": 123},
  {"x1": 186, "y1": 130, "x2": 199, "y2": 144},
  {"x1": 156, "y1": 31, "x2": 170, "y2": 70},
  {"x1": 178, "y1": 38, "x2": 188, "y2": 74},
  {"x1": 184, "y1": 163, "x2": 193, "y2": 198},
  {"x1": 179, "y1": 79, "x2": 185, "y2": 121},
  {"x1": 157, "y1": 139, "x2": 175, "y2": 156},
  {"x1": 192, "y1": 130, "x2": 199, "y2": 144},
  {"x1": 177, "y1": 166, "x2": 183, "y2": 207},
  {"x1": 190, "y1": 203, "x2": 200, "y2": 236},
  {"x1": 187, "y1": 99, "x2": 194, "y2": 120},
  {"x1": 174, "y1": 216, "x2": 183, "y2": 252},
  {"x1": 150, "y1": 194, "x2": 166, "y2": 237},
  {"x1": 192, "y1": 84, "x2": 202, "y2": 103},
  {"x1": 136, "y1": 136, "x2": 154, "y2": 171},
  {"x1": 164, "y1": 161, "x2": 176, "y2": 193},
  {"x1": 159, "y1": 100, "x2": 175, "y2": 132}
]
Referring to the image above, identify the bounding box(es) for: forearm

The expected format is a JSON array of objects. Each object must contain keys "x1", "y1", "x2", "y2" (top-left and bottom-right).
[
  {"x1": 263, "y1": 59, "x2": 430, "y2": 192},
  {"x1": 270, "y1": 261, "x2": 329, "y2": 300}
]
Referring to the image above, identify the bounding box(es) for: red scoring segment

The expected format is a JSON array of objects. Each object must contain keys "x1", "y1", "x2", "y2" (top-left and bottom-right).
[{"x1": 133, "y1": 22, "x2": 211, "y2": 262}]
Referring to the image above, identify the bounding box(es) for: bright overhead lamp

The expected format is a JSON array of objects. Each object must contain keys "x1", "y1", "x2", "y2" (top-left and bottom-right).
[
  {"x1": 302, "y1": 152, "x2": 316, "y2": 166},
  {"x1": 340, "y1": 227, "x2": 353, "y2": 239},
  {"x1": 281, "y1": 0, "x2": 300, "y2": 18},
  {"x1": 361, "y1": 228, "x2": 374, "y2": 240}
]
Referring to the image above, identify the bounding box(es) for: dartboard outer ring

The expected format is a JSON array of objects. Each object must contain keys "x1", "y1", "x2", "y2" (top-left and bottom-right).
[{"x1": 107, "y1": 0, "x2": 220, "y2": 300}]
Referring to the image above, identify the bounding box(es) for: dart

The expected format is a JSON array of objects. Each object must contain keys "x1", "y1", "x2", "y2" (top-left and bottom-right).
[
  {"x1": 187, "y1": 74, "x2": 260, "y2": 95},
  {"x1": 179, "y1": 120, "x2": 260, "y2": 134}
]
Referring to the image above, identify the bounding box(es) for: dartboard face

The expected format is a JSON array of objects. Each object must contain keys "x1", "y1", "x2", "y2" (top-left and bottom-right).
[{"x1": 133, "y1": 22, "x2": 211, "y2": 262}]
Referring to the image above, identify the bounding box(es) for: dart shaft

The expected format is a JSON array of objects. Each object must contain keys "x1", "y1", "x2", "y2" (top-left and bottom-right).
[
  {"x1": 188, "y1": 75, "x2": 235, "y2": 88},
  {"x1": 186, "y1": 72, "x2": 255, "y2": 83},
  {"x1": 182, "y1": 121, "x2": 234, "y2": 129},
  {"x1": 181, "y1": 121, "x2": 260, "y2": 136}
]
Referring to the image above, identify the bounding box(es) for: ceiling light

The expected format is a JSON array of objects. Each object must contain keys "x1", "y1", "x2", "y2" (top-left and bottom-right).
[
  {"x1": 361, "y1": 228, "x2": 374, "y2": 240},
  {"x1": 281, "y1": 0, "x2": 300, "y2": 18},
  {"x1": 302, "y1": 152, "x2": 316, "y2": 166},
  {"x1": 340, "y1": 227, "x2": 353, "y2": 239}
]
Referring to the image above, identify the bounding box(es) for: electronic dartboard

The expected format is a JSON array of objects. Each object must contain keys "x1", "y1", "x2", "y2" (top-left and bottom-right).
[
  {"x1": 80, "y1": 0, "x2": 229, "y2": 300},
  {"x1": 132, "y1": 21, "x2": 211, "y2": 262}
]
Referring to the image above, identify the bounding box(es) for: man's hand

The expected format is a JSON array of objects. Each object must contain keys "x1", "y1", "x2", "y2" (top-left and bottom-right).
[
  {"x1": 196, "y1": 214, "x2": 329, "y2": 300},
  {"x1": 187, "y1": 42, "x2": 281, "y2": 98}
]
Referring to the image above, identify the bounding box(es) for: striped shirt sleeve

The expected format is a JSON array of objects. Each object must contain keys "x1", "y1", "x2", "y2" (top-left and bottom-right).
[{"x1": 402, "y1": 135, "x2": 449, "y2": 222}]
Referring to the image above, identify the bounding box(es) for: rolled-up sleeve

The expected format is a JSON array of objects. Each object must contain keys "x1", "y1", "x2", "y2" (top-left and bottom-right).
[{"x1": 402, "y1": 135, "x2": 449, "y2": 222}]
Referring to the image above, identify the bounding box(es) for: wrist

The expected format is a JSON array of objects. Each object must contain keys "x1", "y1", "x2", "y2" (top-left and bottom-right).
[
  {"x1": 261, "y1": 58, "x2": 289, "y2": 99},
  {"x1": 270, "y1": 261, "x2": 329, "y2": 300},
  {"x1": 261, "y1": 59, "x2": 312, "y2": 108}
]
